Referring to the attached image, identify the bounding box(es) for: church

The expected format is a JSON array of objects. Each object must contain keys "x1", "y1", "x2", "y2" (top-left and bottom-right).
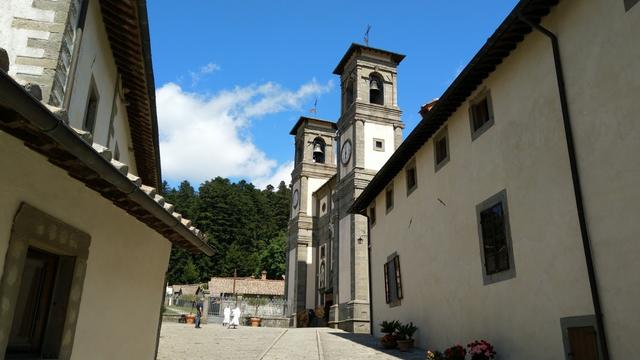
[{"x1": 285, "y1": 43, "x2": 404, "y2": 333}]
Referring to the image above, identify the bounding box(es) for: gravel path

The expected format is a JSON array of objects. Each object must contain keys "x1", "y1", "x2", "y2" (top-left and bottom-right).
[{"x1": 157, "y1": 323, "x2": 425, "y2": 360}]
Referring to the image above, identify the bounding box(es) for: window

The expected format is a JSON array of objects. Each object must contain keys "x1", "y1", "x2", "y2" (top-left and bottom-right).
[
  {"x1": 476, "y1": 190, "x2": 515, "y2": 284},
  {"x1": 625, "y1": 0, "x2": 639, "y2": 11},
  {"x1": 345, "y1": 78, "x2": 354, "y2": 110},
  {"x1": 469, "y1": 92, "x2": 494, "y2": 140},
  {"x1": 369, "y1": 205, "x2": 376, "y2": 226},
  {"x1": 434, "y1": 126, "x2": 449, "y2": 172},
  {"x1": 369, "y1": 73, "x2": 384, "y2": 105},
  {"x1": 405, "y1": 160, "x2": 417, "y2": 195},
  {"x1": 373, "y1": 138, "x2": 385, "y2": 151},
  {"x1": 312, "y1": 137, "x2": 326, "y2": 163},
  {"x1": 385, "y1": 185, "x2": 394, "y2": 213},
  {"x1": 83, "y1": 78, "x2": 99, "y2": 134},
  {"x1": 383, "y1": 253, "x2": 403, "y2": 306}
]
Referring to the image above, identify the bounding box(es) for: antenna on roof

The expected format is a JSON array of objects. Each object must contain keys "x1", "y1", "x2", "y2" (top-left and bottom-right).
[
  {"x1": 364, "y1": 25, "x2": 371, "y2": 46},
  {"x1": 309, "y1": 98, "x2": 318, "y2": 115}
]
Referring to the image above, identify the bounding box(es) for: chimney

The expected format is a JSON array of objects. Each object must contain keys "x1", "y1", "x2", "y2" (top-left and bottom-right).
[{"x1": 261, "y1": 270, "x2": 267, "y2": 280}]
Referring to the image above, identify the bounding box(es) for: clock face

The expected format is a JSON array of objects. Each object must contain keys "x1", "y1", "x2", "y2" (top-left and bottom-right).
[
  {"x1": 292, "y1": 189, "x2": 300, "y2": 209},
  {"x1": 341, "y1": 139, "x2": 352, "y2": 165}
]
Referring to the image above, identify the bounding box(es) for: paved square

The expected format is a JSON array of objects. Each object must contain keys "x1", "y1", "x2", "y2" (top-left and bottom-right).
[{"x1": 157, "y1": 323, "x2": 425, "y2": 359}]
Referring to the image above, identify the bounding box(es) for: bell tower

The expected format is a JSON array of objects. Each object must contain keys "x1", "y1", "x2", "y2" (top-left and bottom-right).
[
  {"x1": 286, "y1": 116, "x2": 337, "y2": 316},
  {"x1": 331, "y1": 44, "x2": 405, "y2": 333}
]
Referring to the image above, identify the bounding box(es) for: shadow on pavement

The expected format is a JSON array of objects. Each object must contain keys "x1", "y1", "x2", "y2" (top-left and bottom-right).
[{"x1": 325, "y1": 332, "x2": 425, "y2": 360}]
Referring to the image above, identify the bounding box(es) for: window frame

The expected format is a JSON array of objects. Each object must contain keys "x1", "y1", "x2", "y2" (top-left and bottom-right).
[
  {"x1": 468, "y1": 90, "x2": 495, "y2": 141},
  {"x1": 625, "y1": 0, "x2": 639, "y2": 11},
  {"x1": 373, "y1": 138, "x2": 385, "y2": 152},
  {"x1": 383, "y1": 253, "x2": 402, "y2": 306},
  {"x1": 369, "y1": 204, "x2": 376, "y2": 226},
  {"x1": 476, "y1": 189, "x2": 516, "y2": 285},
  {"x1": 405, "y1": 158, "x2": 417, "y2": 196},
  {"x1": 82, "y1": 77, "x2": 99, "y2": 134},
  {"x1": 385, "y1": 184, "x2": 394, "y2": 213},
  {"x1": 433, "y1": 126, "x2": 450, "y2": 172}
]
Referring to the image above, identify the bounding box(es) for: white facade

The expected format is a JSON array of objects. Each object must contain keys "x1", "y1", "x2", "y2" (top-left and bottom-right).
[{"x1": 363, "y1": 0, "x2": 640, "y2": 358}]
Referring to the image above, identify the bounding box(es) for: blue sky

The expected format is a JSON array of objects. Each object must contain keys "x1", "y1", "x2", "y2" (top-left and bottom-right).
[{"x1": 148, "y1": 1, "x2": 519, "y2": 188}]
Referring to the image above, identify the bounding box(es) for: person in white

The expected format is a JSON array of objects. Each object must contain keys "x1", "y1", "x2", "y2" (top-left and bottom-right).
[
  {"x1": 228, "y1": 306, "x2": 241, "y2": 329},
  {"x1": 222, "y1": 306, "x2": 231, "y2": 327}
]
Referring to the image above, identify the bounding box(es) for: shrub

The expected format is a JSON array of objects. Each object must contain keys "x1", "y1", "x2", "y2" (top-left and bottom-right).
[{"x1": 379, "y1": 320, "x2": 400, "y2": 334}]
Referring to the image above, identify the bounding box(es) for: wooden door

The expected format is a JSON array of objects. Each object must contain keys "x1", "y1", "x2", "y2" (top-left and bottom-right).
[
  {"x1": 568, "y1": 326, "x2": 599, "y2": 360},
  {"x1": 7, "y1": 248, "x2": 58, "y2": 357}
]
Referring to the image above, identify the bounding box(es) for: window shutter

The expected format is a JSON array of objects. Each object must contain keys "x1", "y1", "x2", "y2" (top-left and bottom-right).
[
  {"x1": 394, "y1": 255, "x2": 403, "y2": 300},
  {"x1": 383, "y1": 262, "x2": 390, "y2": 303}
]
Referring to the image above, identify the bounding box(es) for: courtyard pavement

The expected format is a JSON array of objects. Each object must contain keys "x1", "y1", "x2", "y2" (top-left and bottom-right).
[{"x1": 157, "y1": 323, "x2": 425, "y2": 360}]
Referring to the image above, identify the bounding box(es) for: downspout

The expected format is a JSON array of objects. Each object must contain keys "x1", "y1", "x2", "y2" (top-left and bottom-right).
[
  {"x1": 517, "y1": 13, "x2": 610, "y2": 360},
  {"x1": 62, "y1": 0, "x2": 90, "y2": 111}
]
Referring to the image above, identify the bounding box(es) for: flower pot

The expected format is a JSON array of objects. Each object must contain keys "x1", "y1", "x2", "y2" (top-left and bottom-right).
[
  {"x1": 380, "y1": 334, "x2": 397, "y2": 349},
  {"x1": 250, "y1": 317, "x2": 262, "y2": 327},
  {"x1": 396, "y1": 339, "x2": 414, "y2": 352}
]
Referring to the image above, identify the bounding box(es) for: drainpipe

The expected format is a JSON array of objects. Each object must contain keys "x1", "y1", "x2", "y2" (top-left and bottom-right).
[
  {"x1": 517, "y1": 13, "x2": 610, "y2": 360},
  {"x1": 62, "y1": 0, "x2": 90, "y2": 110}
]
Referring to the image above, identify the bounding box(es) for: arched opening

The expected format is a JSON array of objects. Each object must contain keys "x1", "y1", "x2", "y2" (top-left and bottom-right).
[
  {"x1": 295, "y1": 140, "x2": 303, "y2": 163},
  {"x1": 369, "y1": 73, "x2": 384, "y2": 105},
  {"x1": 345, "y1": 78, "x2": 354, "y2": 109},
  {"x1": 312, "y1": 137, "x2": 326, "y2": 164}
]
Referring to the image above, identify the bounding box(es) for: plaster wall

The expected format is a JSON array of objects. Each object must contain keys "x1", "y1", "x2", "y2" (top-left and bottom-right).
[
  {"x1": 307, "y1": 178, "x2": 326, "y2": 216},
  {"x1": 368, "y1": 13, "x2": 598, "y2": 357},
  {"x1": 363, "y1": 122, "x2": 395, "y2": 171},
  {"x1": 369, "y1": 1, "x2": 640, "y2": 354},
  {"x1": 0, "y1": 133, "x2": 170, "y2": 359},
  {"x1": 548, "y1": 1, "x2": 640, "y2": 356},
  {"x1": 65, "y1": 0, "x2": 135, "y2": 170}
]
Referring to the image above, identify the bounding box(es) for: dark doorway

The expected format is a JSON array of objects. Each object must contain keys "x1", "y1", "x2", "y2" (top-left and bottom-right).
[
  {"x1": 567, "y1": 326, "x2": 599, "y2": 360},
  {"x1": 7, "y1": 248, "x2": 75, "y2": 359}
]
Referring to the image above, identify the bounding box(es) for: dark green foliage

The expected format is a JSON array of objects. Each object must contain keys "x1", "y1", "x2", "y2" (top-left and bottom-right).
[{"x1": 161, "y1": 178, "x2": 291, "y2": 285}]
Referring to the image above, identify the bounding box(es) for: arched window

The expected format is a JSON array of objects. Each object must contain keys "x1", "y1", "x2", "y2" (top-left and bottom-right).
[
  {"x1": 369, "y1": 73, "x2": 384, "y2": 105},
  {"x1": 312, "y1": 137, "x2": 326, "y2": 164}
]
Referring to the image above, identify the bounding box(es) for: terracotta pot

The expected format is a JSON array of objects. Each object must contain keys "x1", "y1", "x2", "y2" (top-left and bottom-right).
[
  {"x1": 396, "y1": 339, "x2": 414, "y2": 352},
  {"x1": 186, "y1": 314, "x2": 195, "y2": 324},
  {"x1": 250, "y1": 317, "x2": 262, "y2": 327},
  {"x1": 380, "y1": 334, "x2": 397, "y2": 349}
]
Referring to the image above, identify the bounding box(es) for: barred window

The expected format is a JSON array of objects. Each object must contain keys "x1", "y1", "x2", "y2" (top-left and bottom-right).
[{"x1": 384, "y1": 254, "x2": 403, "y2": 305}]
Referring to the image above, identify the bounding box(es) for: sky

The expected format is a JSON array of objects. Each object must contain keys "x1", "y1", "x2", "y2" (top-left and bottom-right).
[{"x1": 148, "y1": 0, "x2": 519, "y2": 189}]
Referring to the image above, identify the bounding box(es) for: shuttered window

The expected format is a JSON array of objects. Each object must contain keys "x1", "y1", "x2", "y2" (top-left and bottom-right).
[
  {"x1": 476, "y1": 190, "x2": 516, "y2": 284},
  {"x1": 384, "y1": 254, "x2": 402, "y2": 305}
]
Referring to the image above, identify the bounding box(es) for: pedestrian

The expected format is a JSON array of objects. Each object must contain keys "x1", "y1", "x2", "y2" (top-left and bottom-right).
[
  {"x1": 222, "y1": 306, "x2": 231, "y2": 327},
  {"x1": 229, "y1": 306, "x2": 241, "y2": 329},
  {"x1": 194, "y1": 302, "x2": 203, "y2": 329}
]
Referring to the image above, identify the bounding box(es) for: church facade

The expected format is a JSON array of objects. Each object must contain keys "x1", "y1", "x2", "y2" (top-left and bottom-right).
[{"x1": 286, "y1": 44, "x2": 404, "y2": 333}]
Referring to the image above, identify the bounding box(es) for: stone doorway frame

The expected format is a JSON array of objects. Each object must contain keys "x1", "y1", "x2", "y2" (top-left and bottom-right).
[{"x1": 0, "y1": 203, "x2": 90, "y2": 359}]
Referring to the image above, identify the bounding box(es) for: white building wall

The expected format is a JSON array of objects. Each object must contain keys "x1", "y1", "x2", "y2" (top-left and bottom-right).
[
  {"x1": 65, "y1": 0, "x2": 136, "y2": 171},
  {"x1": 0, "y1": 133, "x2": 170, "y2": 359},
  {"x1": 363, "y1": 122, "x2": 395, "y2": 171},
  {"x1": 307, "y1": 178, "x2": 326, "y2": 216}
]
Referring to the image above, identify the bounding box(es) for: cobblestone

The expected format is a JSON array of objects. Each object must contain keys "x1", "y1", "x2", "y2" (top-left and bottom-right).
[{"x1": 157, "y1": 323, "x2": 425, "y2": 360}]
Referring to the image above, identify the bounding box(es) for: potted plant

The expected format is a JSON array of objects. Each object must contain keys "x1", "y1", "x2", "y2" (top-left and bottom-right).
[
  {"x1": 379, "y1": 320, "x2": 399, "y2": 349},
  {"x1": 426, "y1": 350, "x2": 444, "y2": 360},
  {"x1": 467, "y1": 340, "x2": 496, "y2": 360},
  {"x1": 247, "y1": 297, "x2": 268, "y2": 327},
  {"x1": 395, "y1": 322, "x2": 418, "y2": 351},
  {"x1": 444, "y1": 344, "x2": 466, "y2": 360}
]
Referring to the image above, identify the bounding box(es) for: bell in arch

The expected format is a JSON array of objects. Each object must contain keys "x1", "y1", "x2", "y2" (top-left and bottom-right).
[
  {"x1": 312, "y1": 139, "x2": 325, "y2": 163},
  {"x1": 313, "y1": 142, "x2": 324, "y2": 155},
  {"x1": 369, "y1": 78, "x2": 380, "y2": 91}
]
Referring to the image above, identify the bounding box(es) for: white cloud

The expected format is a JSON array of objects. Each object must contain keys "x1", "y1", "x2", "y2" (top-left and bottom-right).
[
  {"x1": 252, "y1": 161, "x2": 294, "y2": 190},
  {"x1": 156, "y1": 79, "x2": 331, "y2": 188},
  {"x1": 190, "y1": 62, "x2": 221, "y2": 86}
]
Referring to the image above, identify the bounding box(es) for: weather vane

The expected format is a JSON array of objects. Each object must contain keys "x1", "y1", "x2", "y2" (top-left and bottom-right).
[
  {"x1": 364, "y1": 25, "x2": 371, "y2": 46},
  {"x1": 310, "y1": 98, "x2": 318, "y2": 115}
]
